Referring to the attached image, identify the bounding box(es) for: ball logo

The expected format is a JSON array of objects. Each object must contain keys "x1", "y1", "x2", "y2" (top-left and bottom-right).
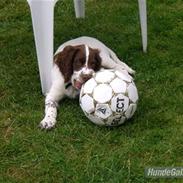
[
  {"x1": 116, "y1": 97, "x2": 125, "y2": 112},
  {"x1": 97, "y1": 108, "x2": 106, "y2": 115}
]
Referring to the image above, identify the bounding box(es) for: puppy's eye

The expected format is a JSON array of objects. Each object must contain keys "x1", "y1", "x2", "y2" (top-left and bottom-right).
[
  {"x1": 77, "y1": 58, "x2": 85, "y2": 64},
  {"x1": 76, "y1": 61, "x2": 82, "y2": 66},
  {"x1": 90, "y1": 62, "x2": 96, "y2": 68},
  {"x1": 74, "y1": 59, "x2": 85, "y2": 70}
]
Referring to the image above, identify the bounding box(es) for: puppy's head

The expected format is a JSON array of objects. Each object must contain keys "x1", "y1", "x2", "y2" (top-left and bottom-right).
[{"x1": 54, "y1": 45, "x2": 101, "y2": 89}]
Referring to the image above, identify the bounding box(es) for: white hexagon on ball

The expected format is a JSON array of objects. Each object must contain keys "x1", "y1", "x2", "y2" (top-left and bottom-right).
[
  {"x1": 93, "y1": 84, "x2": 112, "y2": 103},
  {"x1": 125, "y1": 103, "x2": 137, "y2": 119},
  {"x1": 80, "y1": 94, "x2": 95, "y2": 114},
  {"x1": 87, "y1": 114, "x2": 105, "y2": 126},
  {"x1": 127, "y1": 83, "x2": 138, "y2": 103},
  {"x1": 83, "y1": 78, "x2": 97, "y2": 94},
  {"x1": 110, "y1": 77, "x2": 127, "y2": 93},
  {"x1": 95, "y1": 70, "x2": 115, "y2": 83}
]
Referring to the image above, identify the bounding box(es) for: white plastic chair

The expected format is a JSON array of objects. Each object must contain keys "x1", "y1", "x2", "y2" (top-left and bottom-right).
[
  {"x1": 27, "y1": 0, "x2": 147, "y2": 95},
  {"x1": 27, "y1": 0, "x2": 85, "y2": 95}
]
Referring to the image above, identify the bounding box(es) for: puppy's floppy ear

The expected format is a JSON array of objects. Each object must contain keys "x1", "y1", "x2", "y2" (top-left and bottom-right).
[
  {"x1": 88, "y1": 48, "x2": 102, "y2": 71},
  {"x1": 94, "y1": 49, "x2": 102, "y2": 71},
  {"x1": 54, "y1": 46, "x2": 78, "y2": 82}
]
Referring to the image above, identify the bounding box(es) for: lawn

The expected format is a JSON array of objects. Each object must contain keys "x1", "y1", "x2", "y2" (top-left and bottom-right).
[{"x1": 0, "y1": 0, "x2": 183, "y2": 182}]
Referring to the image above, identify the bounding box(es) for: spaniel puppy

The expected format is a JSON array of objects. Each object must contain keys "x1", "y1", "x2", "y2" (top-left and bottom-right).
[{"x1": 40, "y1": 36, "x2": 135, "y2": 129}]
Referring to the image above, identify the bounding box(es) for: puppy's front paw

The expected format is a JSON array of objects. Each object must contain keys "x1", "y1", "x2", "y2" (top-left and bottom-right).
[
  {"x1": 39, "y1": 117, "x2": 56, "y2": 130},
  {"x1": 129, "y1": 68, "x2": 136, "y2": 75}
]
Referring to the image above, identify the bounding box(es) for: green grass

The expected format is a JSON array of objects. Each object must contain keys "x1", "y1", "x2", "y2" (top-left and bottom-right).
[{"x1": 0, "y1": 0, "x2": 183, "y2": 182}]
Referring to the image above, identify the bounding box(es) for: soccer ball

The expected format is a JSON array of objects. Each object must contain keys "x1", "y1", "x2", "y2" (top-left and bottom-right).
[{"x1": 79, "y1": 69, "x2": 138, "y2": 126}]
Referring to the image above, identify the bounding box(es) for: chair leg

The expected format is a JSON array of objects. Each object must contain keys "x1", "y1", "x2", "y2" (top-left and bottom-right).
[
  {"x1": 27, "y1": 0, "x2": 58, "y2": 95},
  {"x1": 73, "y1": 0, "x2": 85, "y2": 18},
  {"x1": 138, "y1": 0, "x2": 147, "y2": 52}
]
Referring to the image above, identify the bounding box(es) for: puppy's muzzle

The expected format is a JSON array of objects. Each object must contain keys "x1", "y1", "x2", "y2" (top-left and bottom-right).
[{"x1": 80, "y1": 72, "x2": 93, "y2": 82}]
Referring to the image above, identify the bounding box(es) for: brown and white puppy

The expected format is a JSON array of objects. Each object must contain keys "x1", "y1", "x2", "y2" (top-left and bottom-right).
[{"x1": 40, "y1": 36, "x2": 135, "y2": 129}]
